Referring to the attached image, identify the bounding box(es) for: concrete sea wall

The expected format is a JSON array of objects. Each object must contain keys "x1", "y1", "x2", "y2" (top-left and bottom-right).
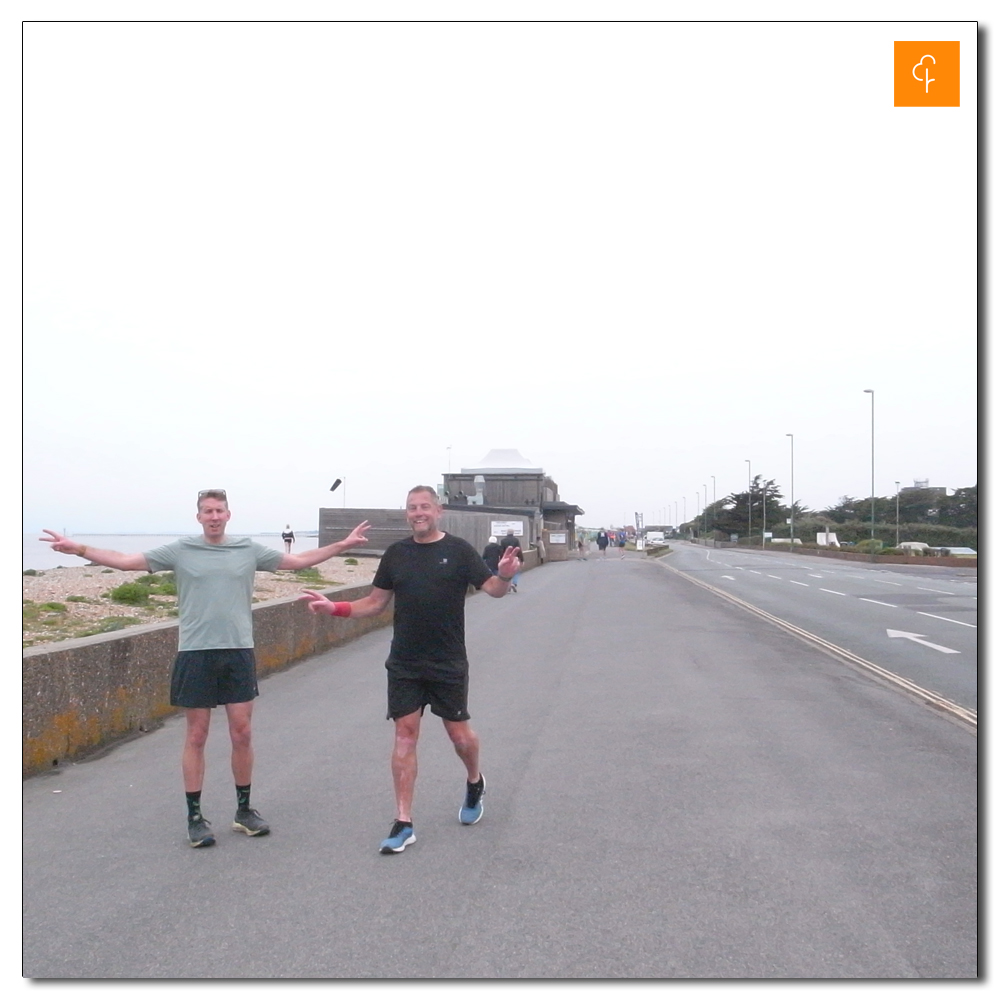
[{"x1": 22, "y1": 584, "x2": 393, "y2": 778}]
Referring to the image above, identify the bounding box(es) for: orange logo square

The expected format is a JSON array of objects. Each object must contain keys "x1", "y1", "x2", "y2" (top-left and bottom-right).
[{"x1": 894, "y1": 41, "x2": 960, "y2": 107}]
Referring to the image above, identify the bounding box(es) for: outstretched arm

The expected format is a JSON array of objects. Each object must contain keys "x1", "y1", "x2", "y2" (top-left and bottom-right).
[
  {"x1": 481, "y1": 546, "x2": 519, "y2": 597},
  {"x1": 278, "y1": 520, "x2": 371, "y2": 570},
  {"x1": 298, "y1": 585, "x2": 393, "y2": 619},
  {"x1": 39, "y1": 530, "x2": 149, "y2": 572}
]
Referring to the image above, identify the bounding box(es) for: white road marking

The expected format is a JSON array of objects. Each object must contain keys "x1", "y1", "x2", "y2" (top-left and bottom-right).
[
  {"x1": 768, "y1": 575, "x2": 782, "y2": 579},
  {"x1": 917, "y1": 612, "x2": 977, "y2": 629},
  {"x1": 808, "y1": 574, "x2": 823, "y2": 578},
  {"x1": 918, "y1": 587, "x2": 955, "y2": 595},
  {"x1": 820, "y1": 589, "x2": 847, "y2": 595},
  {"x1": 790, "y1": 581, "x2": 809, "y2": 587},
  {"x1": 721, "y1": 575, "x2": 735, "y2": 580},
  {"x1": 886, "y1": 629, "x2": 960, "y2": 654},
  {"x1": 879, "y1": 581, "x2": 903, "y2": 586},
  {"x1": 748, "y1": 570, "x2": 762, "y2": 575},
  {"x1": 860, "y1": 599, "x2": 897, "y2": 607}
]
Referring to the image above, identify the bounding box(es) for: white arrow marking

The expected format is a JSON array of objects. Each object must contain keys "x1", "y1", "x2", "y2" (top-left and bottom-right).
[{"x1": 886, "y1": 629, "x2": 960, "y2": 654}]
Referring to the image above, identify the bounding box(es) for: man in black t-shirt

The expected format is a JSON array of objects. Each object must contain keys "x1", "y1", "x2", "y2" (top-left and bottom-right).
[{"x1": 300, "y1": 485, "x2": 521, "y2": 855}]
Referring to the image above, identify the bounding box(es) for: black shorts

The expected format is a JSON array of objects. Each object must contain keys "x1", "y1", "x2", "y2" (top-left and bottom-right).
[
  {"x1": 170, "y1": 649, "x2": 258, "y2": 708},
  {"x1": 386, "y1": 673, "x2": 470, "y2": 722}
]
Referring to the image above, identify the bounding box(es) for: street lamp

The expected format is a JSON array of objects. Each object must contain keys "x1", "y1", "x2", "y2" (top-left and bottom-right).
[
  {"x1": 703, "y1": 484, "x2": 708, "y2": 537},
  {"x1": 896, "y1": 479, "x2": 899, "y2": 549},
  {"x1": 745, "y1": 459, "x2": 752, "y2": 544},
  {"x1": 786, "y1": 434, "x2": 794, "y2": 550},
  {"x1": 696, "y1": 492, "x2": 700, "y2": 538},
  {"x1": 711, "y1": 475, "x2": 716, "y2": 506},
  {"x1": 864, "y1": 389, "x2": 875, "y2": 551}
]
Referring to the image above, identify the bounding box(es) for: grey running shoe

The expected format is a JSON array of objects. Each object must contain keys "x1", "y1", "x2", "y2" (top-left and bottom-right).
[
  {"x1": 232, "y1": 808, "x2": 270, "y2": 837},
  {"x1": 188, "y1": 815, "x2": 216, "y2": 848},
  {"x1": 460, "y1": 773, "x2": 485, "y2": 825}
]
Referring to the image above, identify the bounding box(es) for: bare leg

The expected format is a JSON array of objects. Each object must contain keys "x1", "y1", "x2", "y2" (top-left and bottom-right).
[
  {"x1": 442, "y1": 719, "x2": 480, "y2": 783},
  {"x1": 391, "y1": 711, "x2": 422, "y2": 822},
  {"x1": 182, "y1": 708, "x2": 212, "y2": 792},
  {"x1": 225, "y1": 701, "x2": 255, "y2": 787}
]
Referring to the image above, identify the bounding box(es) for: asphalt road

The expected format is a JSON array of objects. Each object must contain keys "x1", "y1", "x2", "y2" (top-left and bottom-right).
[
  {"x1": 23, "y1": 553, "x2": 977, "y2": 979},
  {"x1": 664, "y1": 542, "x2": 978, "y2": 712}
]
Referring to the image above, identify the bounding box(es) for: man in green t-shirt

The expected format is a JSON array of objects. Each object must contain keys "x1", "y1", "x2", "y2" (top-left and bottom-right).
[{"x1": 41, "y1": 490, "x2": 369, "y2": 848}]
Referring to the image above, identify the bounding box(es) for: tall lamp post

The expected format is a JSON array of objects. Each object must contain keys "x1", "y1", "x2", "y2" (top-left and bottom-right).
[
  {"x1": 702, "y1": 484, "x2": 708, "y2": 536},
  {"x1": 864, "y1": 389, "x2": 875, "y2": 553},
  {"x1": 895, "y1": 481, "x2": 901, "y2": 547},
  {"x1": 745, "y1": 459, "x2": 752, "y2": 544},
  {"x1": 786, "y1": 434, "x2": 795, "y2": 549},
  {"x1": 696, "y1": 491, "x2": 700, "y2": 538},
  {"x1": 711, "y1": 475, "x2": 716, "y2": 506}
]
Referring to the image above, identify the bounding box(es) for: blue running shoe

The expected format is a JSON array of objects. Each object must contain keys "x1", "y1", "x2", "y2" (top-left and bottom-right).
[
  {"x1": 379, "y1": 820, "x2": 415, "y2": 854},
  {"x1": 460, "y1": 773, "x2": 485, "y2": 825}
]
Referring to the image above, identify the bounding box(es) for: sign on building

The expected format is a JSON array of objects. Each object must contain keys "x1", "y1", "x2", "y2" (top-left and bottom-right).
[
  {"x1": 491, "y1": 520, "x2": 525, "y2": 537},
  {"x1": 549, "y1": 532, "x2": 567, "y2": 545}
]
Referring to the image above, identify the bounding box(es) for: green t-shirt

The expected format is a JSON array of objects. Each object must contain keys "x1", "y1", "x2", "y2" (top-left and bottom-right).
[{"x1": 144, "y1": 536, "x2": 284, "y2": 651}]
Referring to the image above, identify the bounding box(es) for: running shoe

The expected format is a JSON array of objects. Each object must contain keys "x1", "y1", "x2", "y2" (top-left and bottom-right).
[
  {"x1": 379, "y1": 820, "x2": 415, "y2": 854},
  {"x1": 232, "y1": 808, "x2": 270, "y2": 837},
  {"x1": 188, "y1": 815, "x2": 216, "y2": 848},
  {"x1": 460, "y1": 773, "x2": 485, "y2": 825}
]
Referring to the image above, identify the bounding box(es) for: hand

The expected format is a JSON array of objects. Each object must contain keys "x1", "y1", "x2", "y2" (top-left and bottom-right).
[
  {"x1": 340, "y1": 520, "x2": 371, "y2": 550},
  {"x1": 497, "y1": 546, "x2": 521, "y2": 579},
  {"x1": 298, "y1": 590, "x2": 333, "y2": 615},
  {"x1": 40, "y1": 529, "x2": 83, "y2": 556}
]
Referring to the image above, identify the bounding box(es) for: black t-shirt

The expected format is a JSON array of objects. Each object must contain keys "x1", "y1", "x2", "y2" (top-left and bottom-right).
[{"x1": 372, "y1": 533, "x2": 492, "y2": 679}]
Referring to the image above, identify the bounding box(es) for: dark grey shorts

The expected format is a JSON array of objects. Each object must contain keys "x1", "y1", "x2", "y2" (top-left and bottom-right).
[
  {"x1": 170, "y1": 648, "x2": 258, "y2": 708},
  {"x1": 386, "y1": 673, "x2": 470, "y2": 722}
]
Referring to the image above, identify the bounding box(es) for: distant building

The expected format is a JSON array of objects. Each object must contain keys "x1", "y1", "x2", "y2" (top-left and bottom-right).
[{"x1": 442, "y1": 449, "x2": 584, "y2": 561}]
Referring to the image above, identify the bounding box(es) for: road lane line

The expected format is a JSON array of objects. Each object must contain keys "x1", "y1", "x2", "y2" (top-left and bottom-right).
[
  {"x1": 820, "y1": 589, "x2": 847, "y2": 595},
  {"x1": 917, "y1": 612, "x2": 977, "y2": 629},
  {"x1": 790, "y1": 581, "x2": 809, "y2": 587},
  {"x1": 860, "y1": 599, "x2": 898, "y2": 608},
  {"x1": 918, "y1": 587, "x2": 955, "y2": 595},
  {"x1": 721, "y1": 575, "x2": 735, "y2": 580},
  {"x1": 658, "y1": 560, "x2": 976, "y2": 730},
  {"x1": 749, "y1": 570, "x2": 762, "y2": 574},
  {"x1": 808, "y1": 574, "x2": 823, "y2": 578},
  {"x1": 768, "y1": 575, "x2": 782, "y2": 579}
]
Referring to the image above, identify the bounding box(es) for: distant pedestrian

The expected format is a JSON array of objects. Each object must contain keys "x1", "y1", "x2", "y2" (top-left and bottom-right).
[
  {"x1": 618, "y1": 530, "x2": 627, "y2": 558},
  {"x1": 596, "y1": 529, "x2": 610, "y2": 556},
  {"x1": 281, "y1": 524, "x2": 295, "y2": 554},
  {"x1": 536, "y1": 537, "x2": 546, "y2": 565},
  {"x1": 482, "y1": 535, "x2": 502, "y2": 575},
  {"x1": 299, "y1": 486, "x2": 520, "y2": 855},
  {"x1": 499, "y1": 530, "x2": 523, "y2": 591},
  {"x1": 41, "y1": 493, "x2": 369, "y2": 848}
]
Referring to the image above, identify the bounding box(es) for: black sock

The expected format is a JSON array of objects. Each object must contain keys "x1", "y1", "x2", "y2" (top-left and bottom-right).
[
  {"x1": 236, "y1": 784, "x2": 251, "y2": 811},
  {"x1": 186, "y1": 791, "x2": 203, "y2": 820}
]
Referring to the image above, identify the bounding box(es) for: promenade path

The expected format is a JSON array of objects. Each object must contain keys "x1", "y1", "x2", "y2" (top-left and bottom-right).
[{"x1": 23, "y1": 553, "x2": 977, "y2": 979}]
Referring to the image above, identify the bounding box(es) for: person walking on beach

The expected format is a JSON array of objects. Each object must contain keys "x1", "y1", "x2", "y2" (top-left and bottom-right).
[
  {"x1": 281, "y1": 524, "x2": 295, "y2": 554},
  {"x1": 299, "y1": 485, "x2": 520, "y2": 855},
  {"x1": 41, "y1": 491, "x2": 369, "y2": 848}
]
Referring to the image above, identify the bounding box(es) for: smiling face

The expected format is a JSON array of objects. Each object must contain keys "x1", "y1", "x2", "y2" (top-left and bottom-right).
[
  {"x1": 406, "y1": 488, "x2": 444, "y2": 543},
  {"x1": 197, "y1": 495, "x2": 232, "y2": 542}
]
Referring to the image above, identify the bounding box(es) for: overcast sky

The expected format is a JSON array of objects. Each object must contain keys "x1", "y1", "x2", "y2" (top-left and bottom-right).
[{"x1": 23, "y1": 15, "x2": 979, "y2": 535}]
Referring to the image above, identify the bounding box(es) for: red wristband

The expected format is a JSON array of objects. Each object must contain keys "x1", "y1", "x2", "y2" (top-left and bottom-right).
[{"x1": 330, "y1": 602, "x2": 352, "y2": 618}]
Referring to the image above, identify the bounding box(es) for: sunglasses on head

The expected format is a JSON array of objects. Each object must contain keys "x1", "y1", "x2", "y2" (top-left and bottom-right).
[{"x1": 198, "y1": 489, "x2": 227, "y2": 500}]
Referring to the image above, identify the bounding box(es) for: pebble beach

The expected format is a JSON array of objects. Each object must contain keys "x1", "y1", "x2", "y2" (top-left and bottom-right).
[{"x1": 23, "y1": 555, "x2": 378, "y2": 648}]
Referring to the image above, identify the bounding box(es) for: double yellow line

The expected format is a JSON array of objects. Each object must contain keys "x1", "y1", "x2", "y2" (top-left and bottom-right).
[{"x1": 662, "y1": 561, "x2": 977, "y2": 732}]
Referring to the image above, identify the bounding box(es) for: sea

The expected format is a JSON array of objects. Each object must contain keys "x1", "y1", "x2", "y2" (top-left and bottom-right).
[{"x1": 22, "y1": 533, "x2": 319, "y2": 572}]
